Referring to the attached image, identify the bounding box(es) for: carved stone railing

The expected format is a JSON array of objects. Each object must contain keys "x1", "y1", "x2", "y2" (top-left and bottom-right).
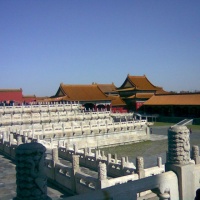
[
  {"x1": 0, "y1": 110, "x2": 112, "y2": 126},
  {"x1": 2, "y1": 125, "x2": 200, "y2": 199},
  {"x1": 0, "y1": 103, "x2": 81, "y2": 115}
]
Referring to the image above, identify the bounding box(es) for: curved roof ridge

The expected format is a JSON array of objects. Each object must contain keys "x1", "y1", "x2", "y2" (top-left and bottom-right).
[
  {"x1": 0, "y1": 88, "x2": 22, "y2": 92},
  {"x1": 127, "y1": 74, "x2": 162, "y2": 90},
  {"x1": 58, "y1": 83, "x2": 110, "y2": 101},
  {"x1": 127, "y1": 74, "x2": 145, "y2": 88},
  {"x1": 59, "y1": 83, "x2": 70, "y2": 98}
]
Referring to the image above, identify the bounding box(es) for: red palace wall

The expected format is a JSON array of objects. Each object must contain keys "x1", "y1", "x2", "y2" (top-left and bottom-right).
[
  {"x1": 111, "y1": 106, "x2": 127, "y2": 113},
  {"x1": 22, "y1": 97, "x2": 37, "y2": 104},
  {"x1": 136, "y1": 102, "x2": 144, "y2": 110},
  {"x1": 0, "y1": 90, "x2": 23, "y2": 103}
]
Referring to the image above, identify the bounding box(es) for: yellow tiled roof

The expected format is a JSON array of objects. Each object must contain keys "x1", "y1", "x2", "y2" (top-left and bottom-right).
[
  {"x1": 128, "y1": 75, "x2": 162, "y2": 90},
  {"x1": 110, "y1": 96, "x2": 126, "y2": 106},
  {"x1": 117, "y1": 87, "x2": 135, "y2": 92},
  {"x1": 136, "y1": 93, "x2": 154, "y2": 99},
  {"x1": 59, "y1": 84, "x2": 110, "y2": 101},
  {"x1": 144, "y1": 93, "x2": 200, "y2": 105},
  {"x1": 95, "y1": 83, "x2": 117, "y2": 93}
]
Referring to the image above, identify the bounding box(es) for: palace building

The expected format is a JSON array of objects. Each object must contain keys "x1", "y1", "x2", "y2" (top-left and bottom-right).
[
  {"x1": 0, "y1": 88, "x2": 23, "y2": 105},
  {"x1": 93, "y1": 83, "x2": 127, "y2": 112},
  {"x1": 93, "y1": 83, "x2": 119, "y2": 96},
  {"x1": 0, "y1": 88, "x2": 48, "y2": 105},
  {"x1": 53, "y1": 83, "x2": 112, "y2": 111},
  {"x1": 117, "y1": 74, "x2": 168, "y2": 111},
  {"x1": 52, "y1": 83, "x2": 127, "y2": 112},
  {"x1": 142, "y1": 93, "x2": 200, "y2": 118}
]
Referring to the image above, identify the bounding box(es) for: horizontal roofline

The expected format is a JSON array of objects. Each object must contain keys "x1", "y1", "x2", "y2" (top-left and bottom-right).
[
  {"x1": 154, "y1": 92, "x2": 200, "y2": 96},
  {"x1": 0, "y1": 89, "x2": 22, "y2": 92}
]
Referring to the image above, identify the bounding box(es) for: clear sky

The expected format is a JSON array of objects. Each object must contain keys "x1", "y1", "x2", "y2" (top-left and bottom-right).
[{"x1": 0, "y1": 0, "x2": 200, "y2": 96}]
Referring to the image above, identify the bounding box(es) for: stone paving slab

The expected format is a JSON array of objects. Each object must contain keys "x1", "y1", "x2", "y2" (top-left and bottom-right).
[
  {"x1": 0, "y1": 154, "x2": 16, "y2": 200},
  {"x1": 149, "y1": 134, "x2": 167, "y2": 141}
]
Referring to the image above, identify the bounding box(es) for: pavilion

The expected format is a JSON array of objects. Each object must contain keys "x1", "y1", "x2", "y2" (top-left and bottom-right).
[
  {"x1": 53, "y1": 83, "x2": 112, "y2": 111},
  {"x1": 142, "y1": 93, "x2": 200, "y2": 118},
  {"x1": 117, "y1": 74, "x2": 168, "y2": 111}
]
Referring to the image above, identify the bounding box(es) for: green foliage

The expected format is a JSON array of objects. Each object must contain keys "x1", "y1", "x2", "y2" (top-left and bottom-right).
[
  {"x1": 152, "y1": 122, "x2": 174, "y2": 127},
  {"x1": 187, "y1": 125, "x2": 200, "y2": 131}
]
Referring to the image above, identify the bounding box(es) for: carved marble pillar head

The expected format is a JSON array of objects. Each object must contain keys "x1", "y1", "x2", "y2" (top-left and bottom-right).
[
  {"x1": 14, "y1": 143, "x2": 50, "y2": 200},
  {"x1": 168, "y1": 125, "x2": 190, "y2": 165}
]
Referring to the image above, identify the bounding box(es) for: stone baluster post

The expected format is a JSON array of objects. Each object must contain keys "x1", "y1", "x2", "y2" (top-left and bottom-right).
[
  {"x1": 52, "y1": 148, "x2": 58, "y2": 166},
  {"x1": 36, "y1": 135, "x2": 40, "y2": 143},
  {"x1": 157, "y1": 157, "x2": 162, "y2": 168},
  {"x1": 136, "y1": 156, "x2": 145, "y2": 179},
  {"x1": 73, "y1": 144, "x2": 78, "y2": 154},
  {"x1": 4, "y1": 131, "x2": 8, "y2": 142},
  {"x1": 62, "y1": 140, "x2": 65, "y2": 147},
  {"x1": 98, "y1": 149, "x2": 101, "y2": 158},
  {"x1": 52, "y1": 124, "x2": 55, "y2": 133},
  {"x1": 42, "y1": 124, "x2": 44, "y2": 135},
  {"x1": 102, "y1": 151, "x2": 105, "y2": 159},
  {"x1": 71, "y1": 155, "x2": 80, "y2": 193},
  {"x1": 17, "y1": 135, "x2": 22, "y2": 146},
  {"x1": 52, "y1": 148, "x2": 58, "y2": 181},
  {"x1": 65, "y1": 142, "x2": 68, "y2": 150},
  {"x1": 58, "y1": 111, "x2": 60, "y2": 122},
  {"x1": 98, "y1": 162, "x2": 107, "y2": 189},
  {"x1": 84, "y1": 148, "x2": 87, "y2": 157},
  {"x1": 62, "y1": 124, "x2": 65, "y2": 135},
  {"x1": 88, "y1": 147, "x2": 91, "y2": 156},
  {"x1": 165, "y1": 125, "x2": 195, "y2": 200},
  {"x1": 98, "y1": 162, "x2": 107, "y2": 181},
  {"x1": 57, "y1": 140, "x2": 60, "y2": 148},
  {"x1": 2, "y1": 132, "x2": 5, "y2": 143},
  {"x1": 94, "y1": 150, "x2": 99, "y2": 167},
  {"x1": 9, "y1": 133, "x2": 13, "y2": 146},
  {"x1": 191, "y1": 145, "x2": 200, "y2": 164},
  {"x1": 11, "y1": 113, "x2": 13, "y2": 125},
  {"x1": 95, "y1": 150, "x2": 99, "y2": 162},
  {"x1": 121, "y1": 157, "x2": 126, "y2": 175},
  {"x1": 14, "y1": 143, "x2": 51, "y2": 200},
  {"x1": 50, "y1": 138, "x2": 53, "y2": 149},
  {"x1": 114, "y1": 153, "x2": 117, "y2": 164},
  {"x1": 107, "y1": 153, "x2": 111, "y2": 164},
  {"x1": 126, "y1": 156, "x2": 129, "y2": 163},
  {"x1": 23, "y1": 133, "x2": 28, "y2": 143}
]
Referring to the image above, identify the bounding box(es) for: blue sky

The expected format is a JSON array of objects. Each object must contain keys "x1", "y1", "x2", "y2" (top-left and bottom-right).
[{"x1": 0, "y1": 0, "x2": 200, "y2": 96}]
